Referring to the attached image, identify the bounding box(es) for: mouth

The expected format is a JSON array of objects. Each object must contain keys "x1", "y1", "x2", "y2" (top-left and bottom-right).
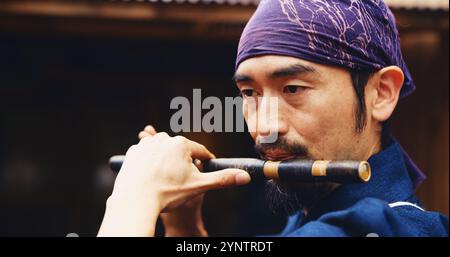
[{"x1": 262, "y1": 150, "x2": 307, "y2": 161}]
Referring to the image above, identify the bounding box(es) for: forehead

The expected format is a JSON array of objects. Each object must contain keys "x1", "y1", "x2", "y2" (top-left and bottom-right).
[{"x1": 235, "y1": 55, "x2": 346, "y2": 79}]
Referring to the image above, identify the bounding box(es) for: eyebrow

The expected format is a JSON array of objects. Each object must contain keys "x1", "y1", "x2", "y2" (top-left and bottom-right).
[
  {"x1": 232, "y1": 73, "x2": 253, "y2": 83},
  {"x1": 270, "y1": 63, "x2": 317, "y2": 79},
  {"x1": 233, "y1": 63, "x2": 318, "y2": 84}
]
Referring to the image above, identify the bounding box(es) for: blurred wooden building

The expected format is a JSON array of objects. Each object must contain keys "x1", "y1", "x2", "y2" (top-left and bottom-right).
[{"x1": 0, "y1": 0, "x2": 448, "y2": 236}]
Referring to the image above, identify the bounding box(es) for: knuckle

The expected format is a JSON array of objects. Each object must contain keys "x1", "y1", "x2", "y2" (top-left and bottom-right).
[
  {"x1": 140, "y1": 136, "x2": 153, "y2": 144},
  {"x1": 171, "y1": 136, "x2": 188, "y2": 150},
  {"x1": 154, "y1": 132, "x2": 169, "y2": 139},
  {"x1": 218, "y1": 175, "x2": 230, "y2": 188},
  {"x1": 125, "y1": 144, "x2": 137, "y2": 155},
  {"x1": 159, "y1": 132, "x2": 169, "y2": 137},
  {"x1": 138, "y1": 131, "x2": 147, "y2": 138},
  {"x1": 173, "y1": 135, "x2": 187, "y2": 144}
]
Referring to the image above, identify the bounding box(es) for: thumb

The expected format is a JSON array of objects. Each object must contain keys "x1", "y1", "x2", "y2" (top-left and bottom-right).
[{"x1": 196, "y1": 169, "x2": 251, "y2": 191}]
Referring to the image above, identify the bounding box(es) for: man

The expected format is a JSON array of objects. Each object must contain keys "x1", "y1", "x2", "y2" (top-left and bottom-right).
[{"x1": 98, "y1": 0, "x2": 449, "y2": 237}]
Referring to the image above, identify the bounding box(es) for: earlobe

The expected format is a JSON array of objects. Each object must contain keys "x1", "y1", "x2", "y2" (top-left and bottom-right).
[{"x1": 371, "y1": 66, "x2": 404, "y2": 122}]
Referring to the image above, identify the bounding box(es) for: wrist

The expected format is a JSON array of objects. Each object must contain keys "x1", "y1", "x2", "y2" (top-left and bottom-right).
[
  {"x1": 97, "y1": 193, "x2": 161, "y2": 237},
  {"x1": 108, "y1": 189, "x2": 163, "y2": 212}
]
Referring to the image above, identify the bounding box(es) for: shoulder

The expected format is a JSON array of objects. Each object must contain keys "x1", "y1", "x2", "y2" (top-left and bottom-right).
[
  {"x1": 286, "y1": 197, "x2": 448, "y2": 237},
  {"x1": 387, "y1": 200, "x2": 449, "y2": 237}
]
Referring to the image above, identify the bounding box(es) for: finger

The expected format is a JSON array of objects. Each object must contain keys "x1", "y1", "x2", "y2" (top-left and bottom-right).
[
  {"x1": 193, "y1": 159, "x2": 204, "y2": 172},
  {"x1": 196, "y1": 168, "x2": 251, "y2": 191},
  {"x1": 182, "y1": 138, "x2": 215, "y2": 160},
  {"x1": 153, "y1": 132, "x2": 169, "y2": 139},
  {"x1": 138, "y1": 131, "x2": 151, "y2": 140},
  {"x1": 144, "y1": 125, "x2": 157, "y2": 135}
]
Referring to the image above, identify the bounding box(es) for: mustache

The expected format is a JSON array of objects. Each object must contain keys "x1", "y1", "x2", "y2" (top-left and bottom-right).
[{"x1": 254, "y1": 137, "x2": 309, "y2": 160}]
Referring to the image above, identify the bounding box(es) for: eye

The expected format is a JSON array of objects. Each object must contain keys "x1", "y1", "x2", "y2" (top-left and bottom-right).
[
  {"x1": 283, "y1": 85, "x2": 305, "y2": 94},
  {"x1": 240, "y1": 89, "x2": 259, "y2": 97}
]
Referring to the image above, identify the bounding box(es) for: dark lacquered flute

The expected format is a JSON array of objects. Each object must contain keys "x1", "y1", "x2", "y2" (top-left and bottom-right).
[{"x1": 109, "y1": 156, "x2": 371, "y2": 183}]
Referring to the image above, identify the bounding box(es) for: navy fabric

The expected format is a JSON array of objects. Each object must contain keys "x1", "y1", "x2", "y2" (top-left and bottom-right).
[{"x1": 275, "y1": 140, "x2": 449, "y2": 237}]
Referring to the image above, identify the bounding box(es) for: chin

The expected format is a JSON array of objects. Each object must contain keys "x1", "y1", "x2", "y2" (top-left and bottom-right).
[{"x1": 265, "y1": 179, "x2": 337, "y2": 216}]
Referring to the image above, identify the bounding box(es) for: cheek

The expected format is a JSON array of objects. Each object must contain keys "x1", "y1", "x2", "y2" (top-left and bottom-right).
[
  {"x1": 320, "y1": 94, "x2": 358, "y2": 155},
  {"x1": 243, "y1": 102, "x2": 258, "y2": 140},
  {"x1": 290, "y1": 88, "x2": 357, "y2": 157}
]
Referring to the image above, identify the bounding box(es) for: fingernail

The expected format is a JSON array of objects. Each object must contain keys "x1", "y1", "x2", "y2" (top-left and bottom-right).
[{"x1": 235, "y1": 172, "x2": 251, "y2": 185}]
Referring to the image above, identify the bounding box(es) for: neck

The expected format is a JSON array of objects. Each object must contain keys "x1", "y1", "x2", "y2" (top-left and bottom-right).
[
  {"x1": 361, "y1": 124, "x2": 384, "y2": 161},
  {"x1": 303, "y1": 132, "x2": 383, "y2": 215},
  {"x1": 364, "y1": 139, "x2": 382, "y2": 160}
]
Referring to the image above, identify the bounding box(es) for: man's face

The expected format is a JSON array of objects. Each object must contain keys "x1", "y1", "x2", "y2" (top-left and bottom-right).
[
  {"x1": 234, "y1": 55, "x2": 374, "y2": 213},
  {"x1": 235, "y1": 55, "x2": 372, "y2": 162}
]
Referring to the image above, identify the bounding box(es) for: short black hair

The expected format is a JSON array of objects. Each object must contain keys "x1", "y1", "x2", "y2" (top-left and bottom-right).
[{"x1": 350, "y1": 70, "x2": 373, "y2": 133}]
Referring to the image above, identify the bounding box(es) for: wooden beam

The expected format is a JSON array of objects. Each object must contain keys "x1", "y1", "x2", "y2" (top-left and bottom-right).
[
  {"x1": 0, "y1": 0, "x2": 447, "y2": 42},
  {"x1": 0, "y1": 0, "x2": 256, "y2": 23}
]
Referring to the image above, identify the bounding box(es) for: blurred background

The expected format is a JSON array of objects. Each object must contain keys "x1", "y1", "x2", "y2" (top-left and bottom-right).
[{"x1": 0, "y1": 0, "x2": 448, "y2": 236}]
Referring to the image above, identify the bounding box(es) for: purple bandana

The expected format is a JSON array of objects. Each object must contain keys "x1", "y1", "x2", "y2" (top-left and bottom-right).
[
  {"x1": 236, "y1": 0, "x2": 426, "y2": 188},
  {"x1": 236, "y1": 0, "x2": 415, "y2": 98}
]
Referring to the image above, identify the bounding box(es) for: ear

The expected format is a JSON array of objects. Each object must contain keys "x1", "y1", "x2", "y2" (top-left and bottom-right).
[{"x1": 371, "y1": 66, "x2": 404, "y2": 122}]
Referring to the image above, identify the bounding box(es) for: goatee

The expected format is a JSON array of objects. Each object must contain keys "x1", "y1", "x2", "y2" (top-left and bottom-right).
[
  {"x1": 265, "y1": 180, "x2": 336, "y2": 215},
  {"x1": 255, "y1": 137, "x2": 336, "y2": 215}
]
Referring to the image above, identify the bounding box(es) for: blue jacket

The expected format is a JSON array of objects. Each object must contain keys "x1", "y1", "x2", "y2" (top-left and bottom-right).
[{"x1": 277, "y1": 140, "x2": 449, "y2": 237}]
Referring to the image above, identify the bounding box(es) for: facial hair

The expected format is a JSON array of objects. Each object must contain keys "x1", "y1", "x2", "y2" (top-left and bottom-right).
[{"x1": 255, "y1": 137, "x2": 337, "y2": 216}]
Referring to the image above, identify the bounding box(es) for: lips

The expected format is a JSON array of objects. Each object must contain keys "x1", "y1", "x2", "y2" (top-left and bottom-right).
[{"x1": 263, "y1": 150, "x2": 299, "y2": 161}]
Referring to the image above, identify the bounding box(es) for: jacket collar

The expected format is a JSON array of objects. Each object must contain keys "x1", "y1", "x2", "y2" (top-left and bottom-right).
[{"x1": 301, "y1": 139, "x2": 420, "y2": 224}]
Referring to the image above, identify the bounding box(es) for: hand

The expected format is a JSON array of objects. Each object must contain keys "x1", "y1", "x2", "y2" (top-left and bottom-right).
[
  {"x1": 139, "y1": 126, "x2": 207, "y2": 237},
  {"x1": 161, "y1": 194, "x2": 208, "y2": 237},
  {"x1": 98, "y1": 125, "x2": 251, "y2": 237}
]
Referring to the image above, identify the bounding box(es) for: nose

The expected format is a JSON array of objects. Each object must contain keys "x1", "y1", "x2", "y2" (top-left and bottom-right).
[{"x1": 256, "y1": 96, "x2": 288, "y2": 140}]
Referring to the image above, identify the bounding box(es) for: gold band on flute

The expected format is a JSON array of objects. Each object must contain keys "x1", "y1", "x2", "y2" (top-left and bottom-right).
[
  {"x1": 311, "y1": 160, "x2": 329, "y2": 177},
  {"x1": 263, "y1": 161, "x2": 280, "y2": 179}
]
